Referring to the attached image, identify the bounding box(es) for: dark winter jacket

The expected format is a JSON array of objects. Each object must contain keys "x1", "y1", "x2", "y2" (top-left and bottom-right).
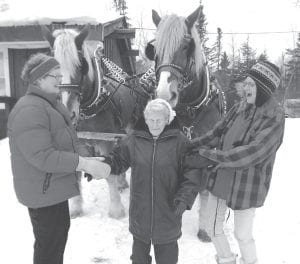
[
  {"x1": 191, "y1": 98, "x2": 285, "y2": 210},
  {"x1": 7, "y1": 85, "x2": 81, "y2": 208},
  {"x1": 105, "y1": 118, "x2": 200, "y2": 244}
]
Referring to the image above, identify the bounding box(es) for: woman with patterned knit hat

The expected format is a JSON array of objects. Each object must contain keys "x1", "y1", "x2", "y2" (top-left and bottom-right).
[
  {"x1": 7, "y1": 53, "x2": 110, "y2": 264},
  {"x1": 96, "y1": 98, "x2": 203, "y2": 264},
  {"x1": 185, "y1": 60, "x2": 285, "y2": 264}
]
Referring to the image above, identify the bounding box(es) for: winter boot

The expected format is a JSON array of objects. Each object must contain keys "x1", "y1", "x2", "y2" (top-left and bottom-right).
[
  {"x1": 197, "y1": 228, "x2": 212, "y2": 242},
  {"x1": 215, "y1": 254, "x2": 237, "y2": 264}
]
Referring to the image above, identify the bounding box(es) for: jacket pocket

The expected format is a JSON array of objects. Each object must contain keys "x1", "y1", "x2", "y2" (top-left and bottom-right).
[{"x1": 42, "y1": 173, "x2": 52, "y2": 194}]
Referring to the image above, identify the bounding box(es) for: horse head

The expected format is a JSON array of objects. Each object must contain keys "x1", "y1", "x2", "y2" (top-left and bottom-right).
[
  {"x1": 145, "y1": 7, "x2": 209, "y2": 109},
  {"x1": 41, "y1": 24, "x2": 94, "y2": 126}
]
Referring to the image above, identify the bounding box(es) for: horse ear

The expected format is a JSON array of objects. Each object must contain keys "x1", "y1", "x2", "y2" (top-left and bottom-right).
[
  {"x1": 75, "y1": 24, "x2": 90, "y2": 50},
  {"x1": 41, "y1": 25, "x2": 54, "y2": 47},
  {"x1": 152, "y1": 10, "x2": 161, "y2": 27},
  {"x1": 145, "y1": 42, "x2": 155, "y2": 61},
  {"x1": 185, "y1": 6, "x2": 202, "y2": 29}
]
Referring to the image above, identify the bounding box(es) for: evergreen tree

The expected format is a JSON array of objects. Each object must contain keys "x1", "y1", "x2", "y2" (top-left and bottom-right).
[
  {"x1": 239, "y1": 36, "x2": 257, "y2": 74},
  {"x1": 195, "y1": 4, "x2": 210, "y2": 58},
  {"x1": 209, "y1": 27, "x2": 223, "y2": 71},
  {"x1": 229, "y1": 35, "x2": 239, "y2": 75},
  {"x1": 220, "y1": 52, "x2": 230, "y2": 72},
  {"x1": 284, "y1": 33, "x2": 300, "y2": 98},
  {"x1": 113, "y1": 0, "x2": 128, "y2": 15},
  {"x1": 257, "y1": 50, "x2": 269, "y2": 62}
]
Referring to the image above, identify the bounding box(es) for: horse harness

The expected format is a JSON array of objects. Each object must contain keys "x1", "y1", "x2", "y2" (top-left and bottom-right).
[
  {"x1": 56, "y1": 45, "x2": 153, "y2": 127},
  {"x1": 55, "y1": 43, "x2": 226, "y2": 137},
  {"x1": 144, "y1": 37, "x2": 227, "y2": 139}
]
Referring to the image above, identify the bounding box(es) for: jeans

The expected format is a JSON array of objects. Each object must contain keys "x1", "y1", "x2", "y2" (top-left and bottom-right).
[
  {"x1": 205, "y1": 192, "x2": 258, "y2": 264},
  {"x1": 131, "y1": 237, "x2": 178, "y2": 264},
  {"x1": 28, "y1": 200, "x2": 70, "y2": 264},
  {"x1": 198, "y1": 190, "x2": 209, "y2": 230}
]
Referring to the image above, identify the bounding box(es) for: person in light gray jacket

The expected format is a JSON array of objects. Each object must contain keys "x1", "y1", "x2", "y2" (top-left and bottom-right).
[{"x1": 7, "y1": 53, "x2": 110, "y2": 264}]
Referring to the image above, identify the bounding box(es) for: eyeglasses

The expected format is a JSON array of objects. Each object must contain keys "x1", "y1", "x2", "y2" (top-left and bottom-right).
[{"x1": 47, "y1": 74, "x2": 63, "y2": 81}]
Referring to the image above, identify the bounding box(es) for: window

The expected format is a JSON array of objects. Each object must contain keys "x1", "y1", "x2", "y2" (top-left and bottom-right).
[
  {"x1": 0, "y1": 49, "x2": 10, "y2": 109},
  {"x1": 0, "y1": 52, "x2": 5, "y2": 96}
]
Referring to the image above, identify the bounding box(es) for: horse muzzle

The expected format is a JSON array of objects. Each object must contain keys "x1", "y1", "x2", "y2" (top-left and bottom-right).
[{"x1": 156, "y1": 72, "x2": 179, "y2": 107}]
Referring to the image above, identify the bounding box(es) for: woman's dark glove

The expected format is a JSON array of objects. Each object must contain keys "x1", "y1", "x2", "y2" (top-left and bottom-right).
[
  {"x1": 184, "y1": 153, "x2": 217, "y2": 169},
  {"x1": 173, "y1": 201, "x2": 187, "y2": 216},
  {"x1": 84, "y1": 173, "x2": 93, "y2": 182}
]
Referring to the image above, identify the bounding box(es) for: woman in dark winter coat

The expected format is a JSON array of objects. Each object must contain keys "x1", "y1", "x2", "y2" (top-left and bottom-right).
[
  {"x1": 97, "y1": 98, "x2": 201, "y2": 264},
  {"x1": 7, "y1": 53, "x2": 109, "y2": 264},
  {"x1": 185, "y1": 61, "x2": 285, "y2": 264}
]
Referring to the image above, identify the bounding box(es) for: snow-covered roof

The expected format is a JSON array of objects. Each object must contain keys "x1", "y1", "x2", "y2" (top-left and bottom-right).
[{"x1": 0, "y1": 0, "x2": 122, "y2": 26}]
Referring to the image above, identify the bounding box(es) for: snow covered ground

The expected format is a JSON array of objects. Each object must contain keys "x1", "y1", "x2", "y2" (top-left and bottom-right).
[{"x1": 1, "y1": 118, "x2": 299, "y2": 264}]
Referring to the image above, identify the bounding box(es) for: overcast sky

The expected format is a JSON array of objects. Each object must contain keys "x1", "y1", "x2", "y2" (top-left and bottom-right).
[
  {"x1": 2, "y1": 0, "x2": 300, "y2": 61},
  {"x1": 126, "y1": 0, "x2": 300, "y2": 61}
]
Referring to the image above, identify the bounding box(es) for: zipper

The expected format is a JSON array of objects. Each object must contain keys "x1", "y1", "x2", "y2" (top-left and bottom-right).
[
  {"x1": 150, "y1": 138, "x2": 157, "y2": 239},
  {"x1": 43, "y1": 173, "x2": 52, "y2": 194},
  {"x1": 66, "y1": 126, "x2": 77, "y2": 153},
  {"x1": 134, "y1": 132, "x2": 174, "y2": 239}
]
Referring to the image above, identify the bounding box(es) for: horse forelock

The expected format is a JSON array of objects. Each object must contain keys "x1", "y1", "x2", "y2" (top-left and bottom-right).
[
  {"x1": 155, "y1": 15, "x2": 187, "y2": 63},
  {"x1": 155, "y1": 15, "x2": 205, "y2": 80},
  {"x1": 53, "y1": 28, "x2": 94, "y2": 82}
]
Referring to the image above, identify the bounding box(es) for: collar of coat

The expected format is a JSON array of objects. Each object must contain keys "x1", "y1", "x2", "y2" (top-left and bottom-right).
[
  {"x1": 133, "y1": 116, "x2": 182, "y2": 139},
  {"x1": 26, "y1": 84, "x2": 74, "y2": 127},
  {"x1": 258, "y1": 97, "x2": 283, "y2": 117},
  {"x1": 232, "y1": 97, "x2": 282, "y2": 120},
  {"x1": 26, "y1": 84, "x2": 59, "y2": 107}
]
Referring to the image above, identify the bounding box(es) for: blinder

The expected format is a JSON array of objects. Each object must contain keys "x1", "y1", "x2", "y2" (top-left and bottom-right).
[
  {"x1": 186, "y1": 37, "x2": 195, "y2": 58},
  {"x1": 80, "y1": 56, "x2": 89, "y2": 76},
  {"x1": 145, "y1": 40, "x2": 156, "y2": 61},
  {"x1": 77, "y1": 50, "x2": 89, "y2": 76}
]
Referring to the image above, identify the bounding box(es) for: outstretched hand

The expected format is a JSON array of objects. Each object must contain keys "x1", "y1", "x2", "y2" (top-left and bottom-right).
[
  {"x1": 84, "y1": 173, "x2": 93, "y2": 182},
  {"x1": 184, "y1": 153, "x2": 216, "y2": 169},
  {"x1": 77, "y1": 156, "x2": 111, "y2": 180}
]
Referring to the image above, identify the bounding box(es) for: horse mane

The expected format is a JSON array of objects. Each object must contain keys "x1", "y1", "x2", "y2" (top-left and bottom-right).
[
  {"x1": 52, "y1": 28, "x2": 94, "y2": 81},
  {"x1": 155, "y1": 14, "x2": 205, "y2": 79},
  {"x1": 191, "y1": 25, "x2": 206, "y2": 79}
]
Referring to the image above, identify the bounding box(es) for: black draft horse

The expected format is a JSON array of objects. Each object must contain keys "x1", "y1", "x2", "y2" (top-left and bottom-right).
[{"x1": 42, "y1": 25, "x2": 150, "y2": 218}]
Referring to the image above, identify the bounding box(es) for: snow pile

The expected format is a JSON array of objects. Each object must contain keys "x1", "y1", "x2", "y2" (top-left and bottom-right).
[{"x1": 1, "y1": 118, "x2": 299, "y2": 263}]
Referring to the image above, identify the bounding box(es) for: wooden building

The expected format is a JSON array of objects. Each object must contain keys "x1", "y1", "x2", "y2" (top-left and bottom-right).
[{"x1": 0, "y1": 14, "x2": 138, "y2": 138}]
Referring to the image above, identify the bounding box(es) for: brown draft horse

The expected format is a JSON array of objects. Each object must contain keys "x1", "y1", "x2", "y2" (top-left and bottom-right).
[
  {"x1": 144, "y1": 6, "x2": 226, "y2": 235},
  {"x1": 41, "y1": 25, "x2": 151, "y2": 218}
]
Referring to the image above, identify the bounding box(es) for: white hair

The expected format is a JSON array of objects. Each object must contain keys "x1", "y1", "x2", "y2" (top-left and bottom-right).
[{"x1": 144, "y1": 98, "x2": 176, "y2": 124}]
